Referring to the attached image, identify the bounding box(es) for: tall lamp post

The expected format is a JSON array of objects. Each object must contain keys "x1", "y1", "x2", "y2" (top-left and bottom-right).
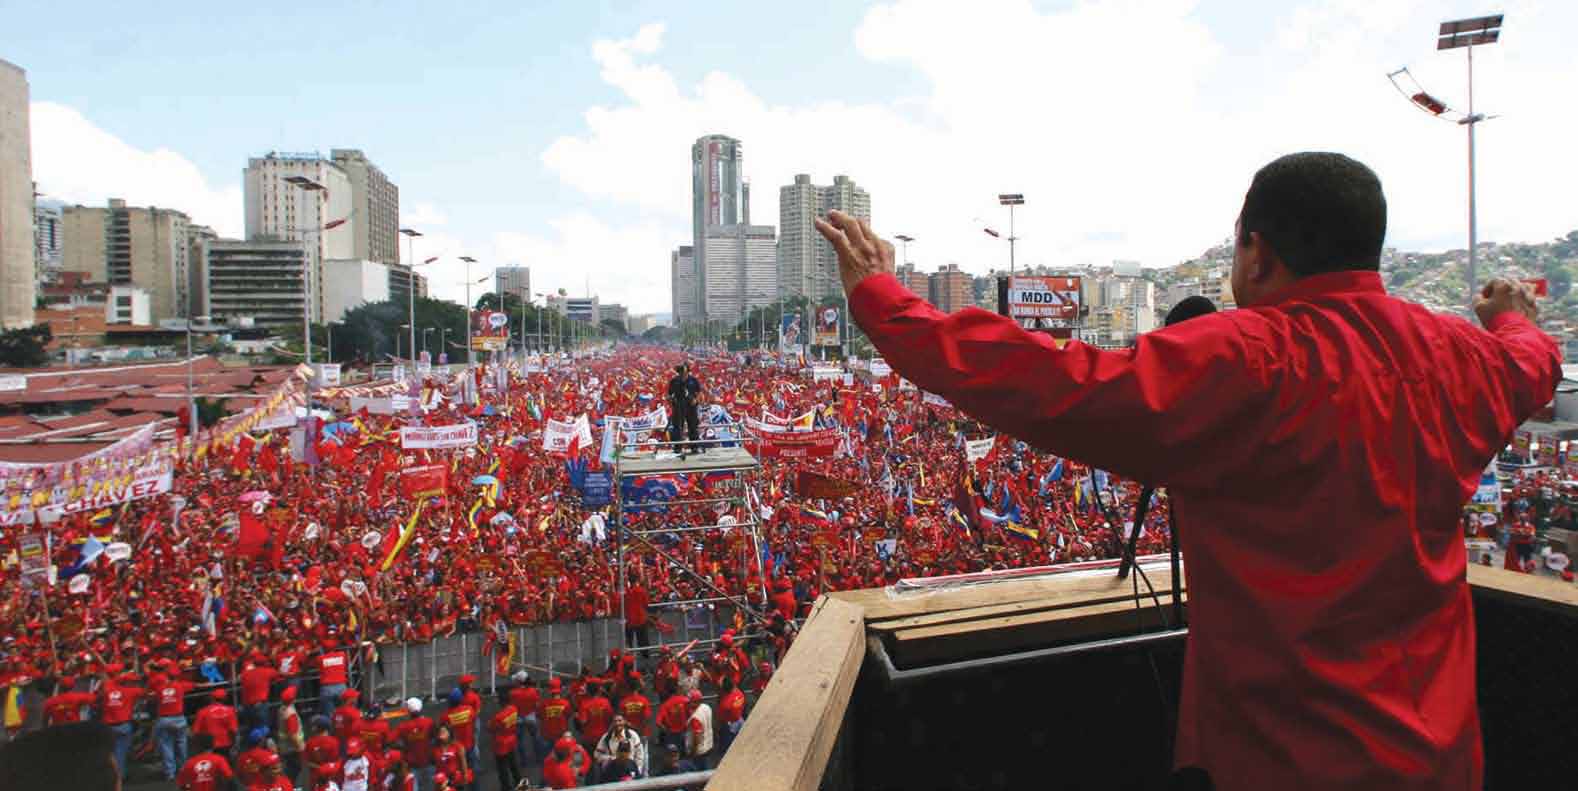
[
  {"x1": 894, "y1": 234, "x2": 914, "y2": 266},
  {"x1": 1437, "y1": 14, "x2": 1502, "y2": 311},
  {"x1": 422, "y1": 327, "x2": 434, "y2": 357},
  {"x1": 185, "y1": 314, "x2": 211, "y2": 441},
  {"x1": 535, "y1": 292, "x2": 549, "y2": 354},
  {"x1": 459, "y1": 256, "x2": 479, "y2": 367},
  {"x1": 399, "y1": 227, "x2": 423, "y2": 364},
  {"x1": 997, "y1": 194, "x2": 1024, "y2": 275}
]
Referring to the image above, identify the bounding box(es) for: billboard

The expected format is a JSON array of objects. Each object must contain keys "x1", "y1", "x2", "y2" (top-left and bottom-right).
[
  {"x1": 1004, "y1": 276, "x2": 1081, "y2": 326},
  {"x1": 813, "y1": 305, "x2": 841, "y2": 347},
  {"x1": 471, "y1": 310, "x2": 509, "y2": 351},
  {"x1": 780, "y1": 312, "x2": 803, "y2": 352}
]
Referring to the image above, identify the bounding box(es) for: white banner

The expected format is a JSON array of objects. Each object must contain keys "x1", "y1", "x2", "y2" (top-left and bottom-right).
[
  {"x1": 0, "y1": 468, "x2": 173, "y2": 527},
  {"x1": 543, "y1": 414, "x2": 594, "y2": 453},
  {"x1": 399, "y1": 422, "x2": 479, "y2": 450},
  {"x1": 870, "y1": 359, "x2": 892, "y2": 378},
  {"x1": 965, "y1": 436, "x2": 997, "y2": 463},
  {"x1": 315, "y1": 363, "x2": 341, "y2": 387},
  {"x1": 0, "y1": 375, "x2": 25, "y2": 392},
  {"x1": 922, "y1": 391, "x2": 952, "y2": 409}
]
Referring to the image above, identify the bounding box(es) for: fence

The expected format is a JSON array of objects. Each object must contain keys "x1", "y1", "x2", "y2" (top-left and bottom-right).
[{"x1": 364, "y1": 603, "x2": 742, "y2": 702}]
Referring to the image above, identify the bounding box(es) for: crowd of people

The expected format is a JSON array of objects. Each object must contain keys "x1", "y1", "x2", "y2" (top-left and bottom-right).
[{"x1": 0, "y1": 345, "x2": 1314, "y2": 788}]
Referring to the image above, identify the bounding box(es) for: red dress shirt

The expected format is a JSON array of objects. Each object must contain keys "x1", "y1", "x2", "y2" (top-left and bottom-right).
[{"x1": 850, "y1": 270, "x2": 1561, "y2": 790}]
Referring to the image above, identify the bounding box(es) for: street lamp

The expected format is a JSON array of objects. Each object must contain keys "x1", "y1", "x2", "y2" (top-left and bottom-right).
[
  {"x1": 997, "y1": 194, "x2": 1024, "y2": 275},
  {"x1": 459, "y1": 256, "x2": 479, "y2": 367},
  {"x1": 894, "y1": 234, "x2": 914, "y2": 266},
  {"x1": 398, "y1": 323, "x2": 410, "y2": 362},
  {"x1": 1438, "y1": 14, "x2": 1502, "y2": 310},
  {"x1": 399, "y1": 227, "x2": 423, "y2": 364},
  {"x1": 422, "y1": 327, "x2": 434, "y2": 356},
  {"x1": 186, "y1": 314, "x2": 211, "y2": 442}
]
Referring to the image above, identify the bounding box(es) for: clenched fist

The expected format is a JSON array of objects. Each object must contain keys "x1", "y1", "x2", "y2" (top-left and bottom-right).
[
  {"x1": 1474, "y1": 278, "x2": 1538, "y2": 328},
  {"x1": 814, "y1": 210, "x2": 896, "y2": 296}
]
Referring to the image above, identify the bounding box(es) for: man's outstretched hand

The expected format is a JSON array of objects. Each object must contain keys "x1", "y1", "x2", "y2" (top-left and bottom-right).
[
  {"x1": 1474, "y1": 278, "x2": 1538, "y2": 328},
  {"x1": 815, "y1": 210, "x2": 896, "y2": 296}
]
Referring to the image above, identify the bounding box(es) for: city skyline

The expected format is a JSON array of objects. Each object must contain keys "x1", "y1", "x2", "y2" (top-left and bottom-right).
[{"x1": 8, "y1": 1, "x2": 1578, "y2": 314}]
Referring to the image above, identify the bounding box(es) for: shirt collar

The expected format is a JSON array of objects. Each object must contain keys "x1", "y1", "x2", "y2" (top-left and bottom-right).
[{"x1": 1254, "y1": 270, "x2": 1386, "y2": 307}]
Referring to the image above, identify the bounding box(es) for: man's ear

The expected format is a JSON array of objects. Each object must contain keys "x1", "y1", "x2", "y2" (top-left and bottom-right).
[{"x1": 1242, "y1": 230, "x2": 1280, "y2": 286}]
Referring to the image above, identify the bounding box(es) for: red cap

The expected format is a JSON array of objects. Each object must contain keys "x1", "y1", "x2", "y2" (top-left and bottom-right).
[
  {"x1": 281, "y1": 687, "x2": 297, "y2": 703},
  {"x1": 342, "y1": 689, "x2": 360, "y2": 701},
  {"x1": 346, "y1": 737, "x2": 364, "y2": 757},
  {"x1": 212, "y1": 689, "x2": 227, "y2": 701},
  {"x1": 315, "y1": 761, "x2": 341, "y2": 779},
  {"x1": 688, "y1": 689, "x2": 702, "y2": 702},
  {"x1": 384, "y1": 749, "x2": 402, "y2": 764},
  {"x1": 434, "y1": 772, "x2": 449, "y2": 786},
  {"x1": 548, "y1": 677, "x2": 562, "y2": 691},
  {"x1": 458, "y1": 674, "x2": 476, "y2": 686}
]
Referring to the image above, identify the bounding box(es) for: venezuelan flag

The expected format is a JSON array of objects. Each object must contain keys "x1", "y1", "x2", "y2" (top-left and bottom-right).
[
  {"x1": 1002, "y1": 521, "x2": 1040, "y2": 542},
  {"x1": 379, "y1": 498, "x2": 427, "y2": 572}
]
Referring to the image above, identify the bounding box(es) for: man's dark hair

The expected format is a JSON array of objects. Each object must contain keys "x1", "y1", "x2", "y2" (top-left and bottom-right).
[
  {"x1": 0, "y1": 722, "x2": 120, "y2": 791},
  {"x1": 1238, "y1": 152, "x2": 1387, "y2": 277}
]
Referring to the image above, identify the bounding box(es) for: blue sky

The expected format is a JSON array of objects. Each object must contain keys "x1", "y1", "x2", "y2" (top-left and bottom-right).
[{"x1": 10, "y1": 0, "x2": 1577, "y2": 312}]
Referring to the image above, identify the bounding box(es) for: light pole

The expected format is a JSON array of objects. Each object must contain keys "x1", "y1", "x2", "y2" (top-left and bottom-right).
[
  {"x1": 535, "y1": 292, "x2": 548, "y2": 354},
  {"x1": 998, "y1": 194, "x2": 1024, "y2": 275},
  {"x1": 459, "y1": 256, "x2": 479, "y2": 368},
  {"x1": 422, "y1": 327, "x2": 434, "y2": 356},
  {"x1": 1438, "y1": 14, "x2": 1502, "y2": 310},
  {"x1": 399, "y1": 227, "x2": 422, "y2": 364},
  {"x1": 398, "y1": 324, "x2": 410, "y2": 363},
  {"x1": 894, "y1": 234, "x2": 914, "y2": 266},
  {"x1": 185, "y1": 314, "x2": 211, "y2": 442}
]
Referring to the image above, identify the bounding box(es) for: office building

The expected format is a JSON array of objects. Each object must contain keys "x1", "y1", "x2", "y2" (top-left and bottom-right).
[
  {"x1": 671, "y1": 245, "x2": 699, "y2": 325},
  {"x1": 895, "y1": 263, "x2": 931, "y2": 299},
  {"x1": 60, "y1": 199, "x2": 195, "y2": 322},
  {"x1": 198, "y1": 238, "x2": 310, "y2": 328},
  {"x1": 322, "y1": 259, "x2": 391, "y2": 322},
  {"x1": 106, "y1": 285, "x2": 151, "y2": 325},
  {"x1": 691, "y1": 135, "x2": 746, "y2": 322},
  {"x1": 34, "y1": 199, "x2": 62, "y2": 283},
  {"x1": 601, "y1": 303, "x2": 628, "y2": 329},
  {"x1": 389, "y1": 263, "x2": 428, "y2": 305},
  {"x1": 330, "y1": 149, "x2": 399, "y2": 265},
  {"x1": 494, "y1": 266, "x2": 531, "y2": 301},
  {"x1": 243, "y1": 152, "x2": 355, "y2": 323},
  {"x1": 928, "y1": 264, "x2": 974, "y2": 314},
  {"x1": 703, "y1": 224, "x2": 777, "y2": 325},
  {"x1": 778, "y1": 174, "x2": 870, "y2": 303},
  {"x1": 0, "y1": 59, "x2": 33, "y2": 329}
]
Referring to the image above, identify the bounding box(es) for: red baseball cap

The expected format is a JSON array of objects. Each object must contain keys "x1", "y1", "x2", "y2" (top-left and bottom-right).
[{"x1": 281, "y1": 687, "x2": 297, "y2": 703}]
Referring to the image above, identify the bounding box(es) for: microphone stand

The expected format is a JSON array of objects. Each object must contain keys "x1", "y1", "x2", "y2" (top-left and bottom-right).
[{"x1": 1118, "y1": 484, "x2": 1185, "y2": 628}]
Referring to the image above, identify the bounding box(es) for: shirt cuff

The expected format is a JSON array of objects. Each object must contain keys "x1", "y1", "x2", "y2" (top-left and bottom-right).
[
  {"x1": 848, "y1": 273, "x2": 910, "y2": 328},
  {"x1": 1484, "y1": 311, "x2": 1538, "y2": 334}
]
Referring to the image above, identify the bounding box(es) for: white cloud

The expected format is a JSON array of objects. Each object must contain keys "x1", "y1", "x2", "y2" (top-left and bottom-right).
[
  {"x1": 30, "y1": 102, "x2": 242, "y2": 238},
  {"x1": 536, "y1": 0, "x2": 1578, "y2": 312},
  {"x1": 401, "y1": 202, "x2": 450, "y2": 228}
]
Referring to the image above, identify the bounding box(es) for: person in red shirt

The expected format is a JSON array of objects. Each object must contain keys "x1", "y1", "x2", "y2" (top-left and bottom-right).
[
  {"x1": 431, "y1": 725, "x2": 469, "y2": 791},
  {"x1": 192, "y1": 689, "x2": 239, "y2": 756},
  {"x1": 537, "y1": 678, "x2": 572, "y2": 745},
  {"x1": 177, "y1": 734, "x2": 236, "y2": 791},
  {"x1": 617, "y1": 677, "x2": 652, "y2": 739},
  {"x1": 316, "y1": 645, "x2": 350, "y2": 714},
  {"x1": 238, "y1": 659, "x2": 281, "y2": 730},
  {"x1": 333, "y1": 689, "x2": 364, "y2": 743},
  {"x1": 769, "y1": 576, "x2": 797, "y2": 621},
  {"x1": 311, "y1": 760, "x2": 342, "y2": 791},
  {"x1": 654, "y1": 690, "x2": 690, "y2": 756},
  {"x1": 507, "y1": 673, "x2": 540, "y2": 764},
  {"x1": 384, "y1": 749, "x2": 416, "y2": 791},
  {"x1": 235, "y1": 731, "x2": 278, "y2": 788},
  {"x1": 487, "y1": 690, "x2": 521, "y2": 790},
  {"x1": 816, "y1": 151, "x2": 1563, "y2": 790},
  {"x1": 440, "y1": 689, "x2": 475, "y2": 758},
  {"x1": 250, "y1": 752, "x2": 294, "y2": 791},
  {"x1": 42, "y1": 676, "x2": 95, "y2": 726},
  {"x1": 622, "y1": 580, "x2": 650, "y2": 648},
  {"x1": 575, "y1": 681, "x2": 613, "y2": 755},
  {"x1": 151, "y1": 673, "x2": 198, "y2": 779},
  {"x1": 715, "y1": 676, "x2": 746, "y2": 759},
  {"x1": 100, "y1": 671, "x2": 145, "y2": 778},
  {"x1": 394, "y1": 698, "x2": 435, "y2": 788},
  {"x1": 355, "y1": 704, "x2": 391, "y2": 755},
  {"x1": 541, "y1": 734, "x2": 590, "y2": 790},
  {"x1": 304, "y1": 716, "x2": 340, "y2": 779}
]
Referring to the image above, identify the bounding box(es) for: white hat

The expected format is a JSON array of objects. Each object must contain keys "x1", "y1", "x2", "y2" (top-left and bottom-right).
[
  {"x1": 512, "y1": 671, "x2": 529, "y2": 683},
  {"x1": 406, "y1": 697, "x2": 423, "y2": 713}
]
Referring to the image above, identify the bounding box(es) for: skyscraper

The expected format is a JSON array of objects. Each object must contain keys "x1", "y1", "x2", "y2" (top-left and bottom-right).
[
  {"x1": 494, "y1": 266, "x2": 531, "y2": 301},
  {"x1": 61, "y1": 199, "x2": 196, "y2": 322},
  {"x1": 702, "y1": 224, "x2": 777, "y2": 326},
  {"x1": 0, "y1": 59, "x2": 34, "y2": 329},
  {"x1": 671, "y1": 245, "x2": 698, "y2": 325},
  {"x1": 330, "y1": 149, "x2": 400, "y2": 266},
  {"x1": 691, "y1": 135, "x2": 746, "y2": 323},
  {"x1": 244, "y1": 152, "x2": 356, "y2": 323},
  {"x1": 778, "y1": 174, "x2": 870, "y2": 303}
]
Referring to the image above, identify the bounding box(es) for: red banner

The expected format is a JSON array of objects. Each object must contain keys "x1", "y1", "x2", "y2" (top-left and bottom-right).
[
  {"x1": 796, "y1": 470, "x2": 859, "y2": 499},
  {"x1": 400, "y1": 464, "x2": 449, "y2": 499},
  {"x1": 759, "y1": 429, "x2": 839, "y2": 460}
]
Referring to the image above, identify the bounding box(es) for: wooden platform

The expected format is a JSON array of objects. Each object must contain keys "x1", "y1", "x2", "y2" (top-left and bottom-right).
[
  {"x1": 708, "y1": 561, "x2": 1578, "y2": 791},
  {"x1": 614, "y1": 445, "x2": 758, "y2": 476}
]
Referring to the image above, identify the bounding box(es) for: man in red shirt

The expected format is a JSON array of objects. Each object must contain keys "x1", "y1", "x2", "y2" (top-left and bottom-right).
[
  {"x1": 487, "y1": 690, "x2": 521, "y2": 790},
  {"x1": 192, "y1": 689, "x2": 239, "y2": 756},
  {"x1": 541, "y1": 734, "x2": 589, "y2": 790},
  {"x1": 654, "y1": 689, "x2": 690, "y2": 756},
  {"x1": 303, "y1": 715, "x2": 340, "y2": 780},
  {"x1": 715, "y1": 676, "x2": 746, "y2": 759},
  {"x1": 617, "y1": 676, "x2": 652, "y2": 739},
  {"x1": 575, "y1": 680, "x2": 614, "y2": 756},
  {"x1": 622, "y1": 580, "x2": 650, "y2": 647},
  {"x1": 333, "y1": 688, "x2": 364, "y2": 743},
  {"x1": 817, "y1": 151, "x2": 1562, "y2": 789},
  {"x1": 507, "y1": 673, "x2": 540, "y2": 765},
  {"x1": 152, "y1": 673, "x2": 197, "y2": 780},
  {"x1": 395, "y1": 697, "x2": 435, "y2": 791},
  {"x1": 536, "y1": 678, "x2": 572, "y2": 746},
  {"x1": 251, "y1": 752, "x2": 294, "y2": 791},
  {"x1": 177, "y1": 734, "x2": 236, "y2": 791},
  {"x1": 316, "y1": 644, "x2": 350, "y2": 715},
  {"x1": 100, "y1": 671, "x2": 145, "y2": 778},
  {"x1": 238, "y1": 658, "x2": 281, "y2": 732},
  {"x1": 42, "y1": 676, "x2": 96, "y2": 726}
]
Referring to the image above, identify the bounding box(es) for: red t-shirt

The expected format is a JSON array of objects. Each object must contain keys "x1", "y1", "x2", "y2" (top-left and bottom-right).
[
  {"x1": 617, "y1": 693, "x2": 652, "y2": 733},
  {"x1": 276, "y1": 650, "x2": 307, "y2": 678},
  {"x1": 333, "y1": 704, "x2": 363, "y2": 743},
  {"x1": 177, "y1": 753, "x2": 234, "y2": 791},
  {"x1": 622, "y1": 586, "x2": 649, "y2": 627},
  {"x1": 193, "y1": 703, "x2": 239, "y2": 748},
  {"x1": 155, "y1": 681, "x2": 195, "y2": 717},
  {"x1": 100, "y1": 684, "x2": 145, "y2": 725},
  {"x1": 442, "y1": 705, "x2": 475, "y2": 749},
  {"x1": 656, "y1": 695, "x2": 689, "y2": 734},
  {"x1": 235, "y1": 746, "x2": 275, "y2": 787},
  {"x1": 576, "y1": 696, "x2": 613, "y2": 744},
  {"x1": 356, "y1": 717, "x2": 391, "y2": 753},
  {"x1": 396, "y1": 717, "x2": 434, "y2": 768},
  {"x1": 718, "y1": 689, "x2": 745, "y2": 724},
  {"x1": 43, "y1": 691, "x2": 96, "y2": 725},
  {"x1": 239, "y1": 666, "x2": 280, "y2": 705},
  {"x1": 248, "y1": 777, "x2": 293, "y2": 791},
  {"x1": 508, "y1": 685, "x2": 539, "y2": 720},
  {"x1": 317, "y1": 651, "x2": 349, "y2": 685},
  {"x1": 488, "y1": 707, "x2": 518, "y2": 756},
  {"x1": 304, "y1": 733, "x2": 340, "y2": 765},
  {"x1": 433, "y1": 743, "x2": 464, "y2": 781},
  {"x1": 537, "y1": 697, "x2": 571, "y2": 741}
]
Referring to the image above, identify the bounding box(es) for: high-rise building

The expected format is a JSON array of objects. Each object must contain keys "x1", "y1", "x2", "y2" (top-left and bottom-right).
[
  {"x1": 928, "y1": 264, "x2": 974, "y2": 313},
  {"x1": 703, "y1": 224, "x2": 777, "y2": 325},
  {"x1": 197, "y1": 238, "x2": 310, "y2": 327},
  {"x1": 60, "y1": 199, "x2": 196, "y2": 322},
  {"x1": 244, "y1": 152, "x2": 356, "y2": 323},
  {"x1": 691, "y1": 135, "x2": 745, "y2": 322},
  {"x1": 329, "y1": 149, "x2": 400, "y2": 266},
  {"x1": 388, "y1": 263, "x2": 428, "y2": 306},
  {"x1": 33, "y1": 199, "x2": 62, "y2": 284},
  {"x1": 671, "y1": 245, "x2": 699, "y2": 325},
  {"x1": 895, "y1": 263, "x2": 931, "y2": 300},
  {"x1": 494, "y1": 266, "x2": 531, "y2": 301},
  {"x1": 322, "y1": 259, "x2": 391, "y2": 322},
  {"x1": 601, "y1": 303, "x2": 629, "y2": 329},
  {"x1": 0, "y1": 59, "x2": 34, "y2": 329},
  {"x1": 778, "y1": 174, "x2": 870, "y2": 303}
]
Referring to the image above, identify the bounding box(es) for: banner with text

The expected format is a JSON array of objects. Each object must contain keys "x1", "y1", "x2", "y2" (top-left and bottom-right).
[
  {"x1": 0, "y1": 468, "x2": 174, "y2": 527},
  {"x1": 758, "y1": 428, "x2": 839, "y2": 460},
  {"x1": 399, "y1": 422, "x2": 479, "y2": 450}
]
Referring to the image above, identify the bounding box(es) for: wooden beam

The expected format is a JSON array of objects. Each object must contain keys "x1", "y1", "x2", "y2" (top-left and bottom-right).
[
  {"x1": 1468, "y1": 563, "x2": 1578, "y2": 615},
  {"x1": 887, "y1": 597, "x2": 1171, "y2": 666},
  {"x1": 708, "y1": 595, "x2": 865, "y2": 791},
  {"x1": 833, "y1": 562, "x2": 1181, "y2": 622},
  {"x1": 867, "y1": 569, "x2": 1184, "y2": 634}
]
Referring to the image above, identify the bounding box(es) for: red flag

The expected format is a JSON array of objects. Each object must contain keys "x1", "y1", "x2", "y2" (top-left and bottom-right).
[
  {"x1": 235, "y1": 507, "x2": 271, "y2": 559},
  {"x1": 400, "y1": 464, "x2": 449, "y2": 499}
]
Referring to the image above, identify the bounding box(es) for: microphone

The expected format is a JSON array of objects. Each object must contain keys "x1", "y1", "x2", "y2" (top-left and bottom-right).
[{"x1": 1118, "y1": 296, "x2": 1217, "y2": 581}]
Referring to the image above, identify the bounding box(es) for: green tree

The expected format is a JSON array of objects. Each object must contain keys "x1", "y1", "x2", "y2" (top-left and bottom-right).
[{"x1": 0, "y1": 324, "x2": 53, "y2": 368}]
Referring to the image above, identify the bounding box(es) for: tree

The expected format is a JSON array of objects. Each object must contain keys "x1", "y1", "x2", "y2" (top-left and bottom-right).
[
  {"x1": 0, "y1": 324, "x2": 52, "y2": 368},
  {"x1": 194, "y1": 396, "x2": 229, "y2": 429},
  {"x1": 599, "y1": 318, "x2": 628, "y2": 337}
]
